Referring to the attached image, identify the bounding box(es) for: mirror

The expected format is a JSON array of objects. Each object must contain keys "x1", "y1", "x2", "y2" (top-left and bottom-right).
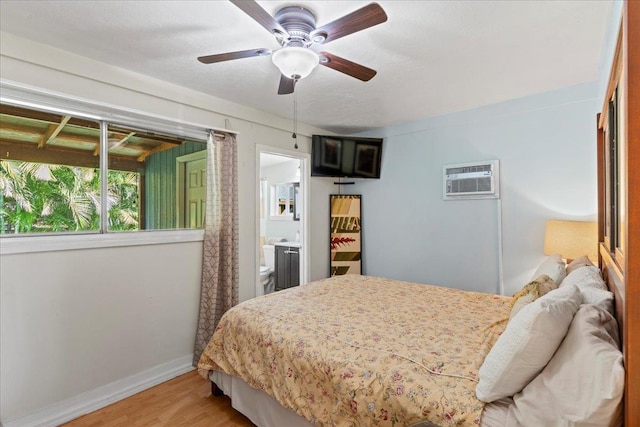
[{"x1": 270, "y1": 182, "x2": 299, "y2": 220}]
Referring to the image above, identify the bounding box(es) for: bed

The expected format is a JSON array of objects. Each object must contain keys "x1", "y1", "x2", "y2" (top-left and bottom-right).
[
  {"x1": 199, "y1": 260, "x2": 625, "y2": 427},
  {"x1": 198, "y1": 2, "x2": 639, "y2": 426},
  {"x1": 199, "y1": 275, "x2": 512, "y2": 426}
]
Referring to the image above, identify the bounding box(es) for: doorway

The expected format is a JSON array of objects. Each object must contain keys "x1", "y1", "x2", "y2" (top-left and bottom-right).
[{"x1": 256, "y1": 145, "x2": 310, "y2": 297}]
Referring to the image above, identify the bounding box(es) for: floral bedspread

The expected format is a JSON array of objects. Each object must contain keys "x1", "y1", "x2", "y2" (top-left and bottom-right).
[{"x1": 198, "y1": 275, "x2": 511, "y2": 426}]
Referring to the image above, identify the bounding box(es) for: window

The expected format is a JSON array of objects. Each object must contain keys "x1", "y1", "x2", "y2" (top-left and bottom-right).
[
  {"x1": 0, "y1": 102, "x2": 206, "y2": 235},
  {"x1": 270, "y1": 182, "x2": 298, "y2": 220},
  {"x1": 606, "y1": 88, "x2": 620, "y2": 250},
  {"x1": 602, "y1": 68, "x2": 626, "y2": 268}
]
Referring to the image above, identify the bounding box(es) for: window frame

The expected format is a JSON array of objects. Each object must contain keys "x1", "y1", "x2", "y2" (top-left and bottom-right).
[
  {"x1": 0, "y1": 84, "x2": 213, "y2": 250},
  {"x1": 598, "y1": 23, "x2": 626, "y2": 272}
]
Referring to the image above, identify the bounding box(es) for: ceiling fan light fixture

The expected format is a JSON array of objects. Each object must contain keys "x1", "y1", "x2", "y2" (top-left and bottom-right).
[{"x1": 272, "y1": 47, "x2": 319, "y2": 80}]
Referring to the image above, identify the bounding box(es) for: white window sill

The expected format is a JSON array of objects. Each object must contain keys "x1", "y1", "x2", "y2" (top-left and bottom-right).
[{"x1": 0, "y1": 229, "x2": 205, "y2": 255}]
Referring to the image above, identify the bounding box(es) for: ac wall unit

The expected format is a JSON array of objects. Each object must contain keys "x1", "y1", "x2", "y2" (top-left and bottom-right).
[{"x1": 443, "y1": 160, "x2": 500, "y2": 200}]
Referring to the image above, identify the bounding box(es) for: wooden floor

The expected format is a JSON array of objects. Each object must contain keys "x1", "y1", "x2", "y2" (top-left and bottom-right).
[{"x1": 62, "y1": 370, "x2": 255, "y2": 427}]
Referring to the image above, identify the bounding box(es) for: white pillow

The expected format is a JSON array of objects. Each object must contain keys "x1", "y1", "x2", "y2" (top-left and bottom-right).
[
  {"x1": 566, "y1": 255, "x2": 595, "y2": 275},
  {"x1": 561, "y1": 265, "x2": 606, "y2": 290},
  {"x1": 476, "y1": 285, "x2": 582, "y2": 402},
  {"x1": 532, "y1": 253, "x2": 567, "y2": 285},
  {"x1": 507, "y1": 304, "x2": 624, "y2": 427},
  {"x1": 560, "y1": 265, "x2": 613, "y2": 311}
]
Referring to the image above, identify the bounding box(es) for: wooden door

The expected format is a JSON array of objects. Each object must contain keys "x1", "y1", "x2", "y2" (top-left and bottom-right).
[{"x1": 185, "y1": 157, "x2": 206, "y2": 228}]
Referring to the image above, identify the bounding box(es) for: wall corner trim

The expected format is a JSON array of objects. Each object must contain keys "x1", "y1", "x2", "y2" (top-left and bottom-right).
[{"x1": 2, "y1": 355, "x2": 194, "y2": 427}]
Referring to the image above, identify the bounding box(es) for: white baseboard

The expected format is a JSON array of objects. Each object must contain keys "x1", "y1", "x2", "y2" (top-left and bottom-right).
[{"x1": 3, "y1": 355, "x2": 195, "y2": 427}]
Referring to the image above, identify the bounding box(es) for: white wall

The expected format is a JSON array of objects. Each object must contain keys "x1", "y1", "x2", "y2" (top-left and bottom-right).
[
  {"x1": 354, "y1": 82, "x2": 600, "y2": 296},
  {"x1": 0, "y1": 33, "x2": 334, "y2": 424},
  {"x1": 0, "y1": 242, "x2": 202, "y2": 422}
]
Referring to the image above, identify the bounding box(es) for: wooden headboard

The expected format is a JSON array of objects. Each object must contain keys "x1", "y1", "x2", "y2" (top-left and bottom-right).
[{"x1": 597, "y1": 2, "x2": 639, "y2": 425}]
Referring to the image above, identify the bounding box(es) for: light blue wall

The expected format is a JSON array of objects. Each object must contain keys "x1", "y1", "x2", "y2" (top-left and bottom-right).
[
  {"x1": 353, "y1": 82, "x2": 600, "y2": 296},
  {"x1": 349, "y1": 1, "x2": 624, "y2": 296}
]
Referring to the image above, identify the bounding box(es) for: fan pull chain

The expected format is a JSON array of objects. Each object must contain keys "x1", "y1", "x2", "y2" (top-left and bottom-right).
[{"x1": 292, "y1": 79, "x2": 298, "y2": 149}]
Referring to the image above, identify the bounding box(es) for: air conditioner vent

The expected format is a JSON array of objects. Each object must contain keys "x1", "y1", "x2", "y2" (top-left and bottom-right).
[{"x1": 443, "y1": 160, "x2": 500, "y2": 200}]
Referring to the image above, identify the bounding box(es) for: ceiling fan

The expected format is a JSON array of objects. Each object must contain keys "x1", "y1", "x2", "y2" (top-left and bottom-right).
[{"x1": 197, "y1": 1, "x2": 388, "y2": 95}]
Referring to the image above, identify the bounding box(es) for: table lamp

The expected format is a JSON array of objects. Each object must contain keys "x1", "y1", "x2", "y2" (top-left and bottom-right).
[{"x1": 544, "y1": 220, "x2": 598, "y2": 262}]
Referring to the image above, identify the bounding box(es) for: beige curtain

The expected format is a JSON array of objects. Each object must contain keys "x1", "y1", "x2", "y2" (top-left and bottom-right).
[{"x1": 193, "y1": 131, "x2": 239, "y2": 366}]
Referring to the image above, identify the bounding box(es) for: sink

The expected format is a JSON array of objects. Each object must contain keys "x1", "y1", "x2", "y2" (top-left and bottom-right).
[{"x1": 275, "y1": 241, "x2": 301, "y2": 248}]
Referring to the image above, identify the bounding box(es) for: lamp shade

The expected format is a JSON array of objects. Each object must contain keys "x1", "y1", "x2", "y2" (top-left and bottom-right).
[
  {"x1": 272, "y1": 47, "x2": 319, "y2": 80},
  {"x1": 544, "y1": 220, "x2": 598, "y2": 261}
]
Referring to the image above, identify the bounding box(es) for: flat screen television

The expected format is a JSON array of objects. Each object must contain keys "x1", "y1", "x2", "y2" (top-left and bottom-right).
[{"x1": 311, "y1": 135, "x2": 383, "y2": 179}]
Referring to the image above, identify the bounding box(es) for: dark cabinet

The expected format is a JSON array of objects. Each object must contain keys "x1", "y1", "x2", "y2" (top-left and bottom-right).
[{"x1": 275, "y1": 244, "x2": 300, "y2": 291}]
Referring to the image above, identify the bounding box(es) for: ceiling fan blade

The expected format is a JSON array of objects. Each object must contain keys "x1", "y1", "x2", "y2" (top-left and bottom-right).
[
  {"x1": 278, "y1": 75, "x2": 296, "y2": 95},
  {"x1": 197, "y1": 48, "x2": 271, "y2": 64},
  {"x1": 318, "y1": 52, "x2": 377, "y2": 81},
  {"x1": 230, "y1": 0, "x2": 288, "y2": 37},
  {"x1": 311, "y1": 3, "x2": 387, "y2": 45}
]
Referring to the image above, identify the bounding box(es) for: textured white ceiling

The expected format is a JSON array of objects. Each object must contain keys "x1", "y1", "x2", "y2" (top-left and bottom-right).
[{"x1": 0, "y1": 1, "x2": 612, "y2": 134}]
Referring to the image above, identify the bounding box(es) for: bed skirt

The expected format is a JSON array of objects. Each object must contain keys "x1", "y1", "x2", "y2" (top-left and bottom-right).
[
  {"x1": 209, "y1": 371, "x2": 460, "y2": 427},
  {"x1": 210, "y1": 370, "x2": 314, "y2": 427},
  {"x1": 210, "y1": 370, "x2": 513, "y2": 427}
]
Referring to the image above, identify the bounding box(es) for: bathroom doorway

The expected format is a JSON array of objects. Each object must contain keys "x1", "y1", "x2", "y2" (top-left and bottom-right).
[{"x1": 256, "y1": 145, "x2": 310, "y2": 297}]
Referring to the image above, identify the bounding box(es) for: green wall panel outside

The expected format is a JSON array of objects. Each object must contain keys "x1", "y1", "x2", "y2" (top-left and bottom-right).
[{"x1": 145, "y1": 141, "x2": 205, "y2": 230}]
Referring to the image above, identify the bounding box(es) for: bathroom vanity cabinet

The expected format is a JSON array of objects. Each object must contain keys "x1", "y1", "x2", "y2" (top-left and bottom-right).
[{"x1": 274, "y1": 243, "x2": 300, "y2": 291}]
